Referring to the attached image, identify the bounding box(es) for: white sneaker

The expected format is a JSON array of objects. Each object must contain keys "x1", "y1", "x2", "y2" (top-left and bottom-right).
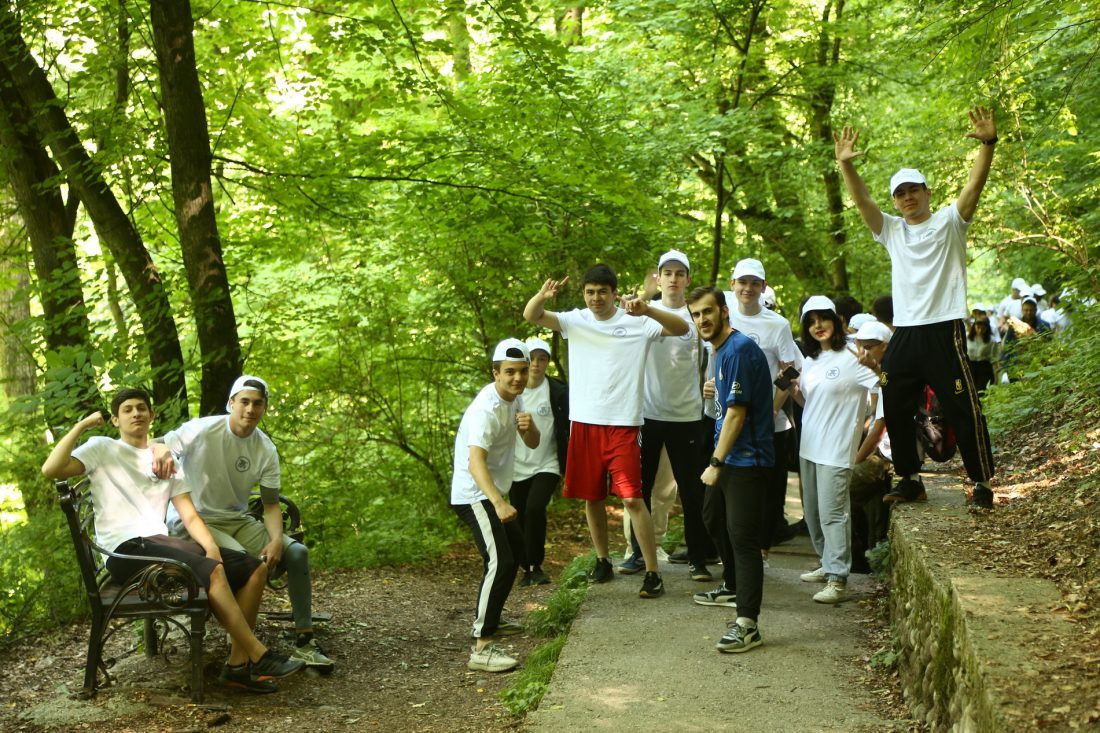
[
  {"x1": 656, "y1": 547, "x2": 670, "y2": 564},
  {"x1": 813, "y1": 580, "x2": 847, "y2": 604},
  {"x1": 800, "y1": 566, "x2": 827, "y2": 583},
  {"x1": 468, "y1": 643, "x2": 518, "y2": 672}
]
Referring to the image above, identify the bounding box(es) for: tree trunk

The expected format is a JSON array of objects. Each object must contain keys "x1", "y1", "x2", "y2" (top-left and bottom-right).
[
  {"x1": 811, "y1": 0, "x2": 849, "y2": 293},
  {"x1": 445, "y1": 0, "x2": 471, "y2": 81},
  {"x1": 0, "y1": 5, "x2": 188, "y2": 420},
  {"x1": 555, "y1": 6, "x2": 585, "y2": 47},
  {"x1": 150, "y1": 0, "x2": 241, "y2": 416}
]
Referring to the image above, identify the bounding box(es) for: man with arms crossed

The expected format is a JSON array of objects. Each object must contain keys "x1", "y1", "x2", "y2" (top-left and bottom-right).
[
  {"x1": 524, "y1": 263, "x2": 689, "y2": 599},
  {"x1": 452, "y1": 338, "x2": 540, "y2": 672},
  {"x1": 42, "y1": 388, "x2": 303, "y2": 692},
  {"x1": 687, "y1": 287, "x2": 774, "y2": 653},
  {"x1": 153, "y1": 376, "x2": 335, "y2": 672},
  {"x1": 834, "y1": 106, "x2": 997, "y2": 511}
]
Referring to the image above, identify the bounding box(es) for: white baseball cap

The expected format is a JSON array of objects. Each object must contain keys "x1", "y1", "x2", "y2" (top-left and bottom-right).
[
  {"x1": 492, "y1": 338, "x2": 530, "y2": 362},
  {"x1": 848, "y1": 313, "x2": 875, "y2": 330},
  {"x1": 800, "y1": 295, "x2": 836, "y2": 319},
  {"x1": 759, "y1": 285, "x2": 777, "y2": 309},
  {"x1": 525, "y1": 337, "x2": 551, "y2": 357},
  {"x1": 227, "y1": 375, "x2": 269, "y2": 413},
  {"x1": 1011, "y1": 277, "x2": 1029, "y2": 291},
  {"x1": 657, "y1": 249, "x2": 690, "y2": 271},
  {"x1": 854, "y1": 321, "x2": 893, "y2": 344},
  {"x1": 1031, "y1": 283, "x2": 1046, "y2": 297},
  {"x1": 731, "y1": 258, "x2": 766, "y2": 281},
  {"x1": 890, "y1": 168, "x2": 927, "y2": 196}
]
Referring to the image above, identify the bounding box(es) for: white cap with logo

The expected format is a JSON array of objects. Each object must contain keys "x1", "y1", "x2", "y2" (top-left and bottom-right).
[
  {"x1": 525, "y1": 337, "x2": 551, "y2": 357},
  {"x1": 854, "y1": 321, "x2": 893, "y2": 344},
  {"x1": 800, "y1": 295, "x2": 836, "y2": 319}
]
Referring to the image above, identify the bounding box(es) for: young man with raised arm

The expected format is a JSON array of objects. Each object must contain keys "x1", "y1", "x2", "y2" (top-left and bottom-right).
[
  {"x1": 686, "y1": 287, "x2": 774, "y2": 653},
  {"x1": 42, "y1": 388, "x2": 304, "y2": 693},
  {"x1": 523, "y1": 263, "x2": 689, "y2": 599},
  {"x1": 833, "y1": 106, "x2": 998, "y2": 511},
  {"x1": 619, "y1": 250, "x2": 715, "y2": 583},
  {"x1": 452, "y1": 338, "x2": 540, "y2": 672},
  {"x1": 152, "y1": 376, "x2": 335, "y2": 673},
  {"x1": 725, "y1": 258, "x2": 804, "y2": 558}
]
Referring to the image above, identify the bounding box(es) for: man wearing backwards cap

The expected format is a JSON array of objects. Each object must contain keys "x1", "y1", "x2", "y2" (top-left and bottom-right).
[
  {"x1": 833, "y1": 106, "x2": 997, "y2": 511},
  {"x1": 450, "y1": 339, "x2": 540, "y2": 672},
  {"x1": 154, "y1": 376, "x2": 335, "y2": 673}
]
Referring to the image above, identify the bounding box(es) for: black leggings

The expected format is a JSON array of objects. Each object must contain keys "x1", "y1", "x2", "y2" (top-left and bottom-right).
[{"x1": 510, "y1": 472, "x2": 559, "y2": 570}]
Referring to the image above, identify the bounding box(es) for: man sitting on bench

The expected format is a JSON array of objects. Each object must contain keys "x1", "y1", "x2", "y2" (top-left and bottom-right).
[{"x1": 41, "y1": 388, "x2": 304, "y2": 693}]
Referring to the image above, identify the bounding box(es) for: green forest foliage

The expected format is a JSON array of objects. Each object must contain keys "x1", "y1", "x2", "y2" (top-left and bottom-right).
[{"x1": 1, "y1": 0, "x2": 1097, "y2": 638}]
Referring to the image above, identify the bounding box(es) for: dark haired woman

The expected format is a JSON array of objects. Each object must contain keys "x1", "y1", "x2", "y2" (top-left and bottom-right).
[
  {"x1": 966, "y1": 318, "x2": 996, "y2": 394},
  {"x1": 790, "y1": 296, "x2": 879, "y2": 605}
]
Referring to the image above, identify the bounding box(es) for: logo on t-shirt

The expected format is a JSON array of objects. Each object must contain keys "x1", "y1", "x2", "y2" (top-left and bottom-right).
[
  {"x1": 612, "y1": 327, "x2": 627, "y2": 337},
  {"x1": 235, "y1": 456, "x2": 251, "y2": 472},
  {"x1": 537, "y1": 405, "x2": 551, "y2": 416},
  {"x1": 746, "y1": 332, "x2": 761, "y2": 343},
  {"x1": 732, "y1": 381, "x2": 742, "y2": 395},
  {"x1": 826, "y1": 367, "x2": 840, "y2": 380}
]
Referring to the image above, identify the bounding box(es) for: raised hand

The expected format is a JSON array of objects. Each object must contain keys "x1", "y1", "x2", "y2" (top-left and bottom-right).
[
  {"x1": 833, "y1": 125, "x2": 865, "y2": 163},
  {"x1": 538, "y1": 276, "x2": 569, "y2": 300},
  {"x1": 621, "y1": 293, "x2": 648, "y2": 317},
  {"x1": 965, "y1": 106, "x2": 997, "y2": 143}
]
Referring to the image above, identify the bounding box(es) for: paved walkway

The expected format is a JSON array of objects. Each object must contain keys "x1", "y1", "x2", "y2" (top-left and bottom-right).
[{"x1": 526, "y1": 483, "x2": 906, "y2": 732}]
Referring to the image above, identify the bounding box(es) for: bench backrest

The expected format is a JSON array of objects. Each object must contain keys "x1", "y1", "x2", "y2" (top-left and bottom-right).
[{"x1": 56, "y1": 479, "x2": 109, "y2": 601}]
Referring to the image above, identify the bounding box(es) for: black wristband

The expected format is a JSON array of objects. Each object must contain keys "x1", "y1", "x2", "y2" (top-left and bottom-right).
[{"x1": 981, "y1": 136, "x2": 998, "y2": 146}]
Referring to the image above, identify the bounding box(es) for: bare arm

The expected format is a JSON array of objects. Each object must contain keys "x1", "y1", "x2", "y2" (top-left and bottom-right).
[
  {"x1": 171, "y1": 493, "x2": 223, "y2": 563},
  {"x1": 622, "y1": 295, "x2": 690, "y2": 336},
  {"x1": 468, "y1": 446, "x2": 517, "y2": 522},
  {"x1": 523, "y1": 277, "x2": 568, "y2": 332},
  {"x1": 854, "y1": 418, "x2": 886, "y2": 464},
  {"x1": 41, "y1": 411, "x2": 102, "y2": 479},
  {"x1": 834, "y1": 125, "x2": 885, "y2": 236},
  {"x1": 700, "y1": 404, "x2": 748, "y2": 487},
  {"x1": 956, "y1": 106, "x2": 997, "y2": 222}
]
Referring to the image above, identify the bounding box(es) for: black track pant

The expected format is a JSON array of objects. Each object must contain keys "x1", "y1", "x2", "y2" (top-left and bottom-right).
[
  {"x1": 760, "y1": 428, "x2": 795, "y2": 550},
  {"x1": 510, "y1": 472, "x2": 558, "y2": 570},
  {"x1": 881, "y1": 320, "x2": 995, "y2": 483},
  {"x1": 630, "y1": 418, "x2": 717, "y2": 564},
  {"x1": 702, "y1": 466, "x2": 767, "y2": 621},
  {"x1": 452, "y1": 501, "x2": 522, "y2": 638}
]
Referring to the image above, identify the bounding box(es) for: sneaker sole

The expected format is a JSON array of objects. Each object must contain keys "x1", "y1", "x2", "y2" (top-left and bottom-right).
[
  {"x1": 467, "y1": 660, "x2": 518, "y2": 672},
  {"x1": 690, "y1": 573, "x2": 714, "y2": 582},
  {"x1": 717, "y1": 637, "x2": 763, "y2": 653},
  {"x1": 639, "y1": 588, "x2": 665, "y2": 598},
  {"x1": 220, "y1": 678, "x2": 279, "y2": 694},
  {"x1": 693, "y1": 598, "x2": 736, "y2": 607},
  {"x1": 617, "y1": 566, "x2": 644, "y2": 575},
  {"x1": 814, "y1": 594, "x2": 847, "y2": 604}
]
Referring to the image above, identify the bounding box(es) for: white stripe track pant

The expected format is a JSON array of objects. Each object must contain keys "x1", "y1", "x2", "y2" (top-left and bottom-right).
[{"x1": 452, "y1": 500, "x2": 523, "y2": 639}]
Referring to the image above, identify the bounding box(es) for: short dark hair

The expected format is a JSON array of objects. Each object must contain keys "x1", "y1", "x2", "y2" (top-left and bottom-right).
[
  {"x1": 800, "y1": 310, "x2": 848, "y2": 357},
  {"x1": 686, "y1": 285, "x2": 726, "y2": 309},
  {"x1": 872, "y1": 295, "x2": 893, "y2": 324},
  {"x1": 111, "y1": 388, "x2": 152, "y2": 416},
  {"x1": 832, "y1": 295, "x2": 864, "y2": 326},
  {"x1": 582, "y1": 264, "x2": 617, "y2": 290}
]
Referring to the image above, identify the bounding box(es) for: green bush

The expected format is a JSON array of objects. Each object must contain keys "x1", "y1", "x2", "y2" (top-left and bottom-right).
[{"x1": 0, "y1": 516, "x2": 84, "y2": 644}]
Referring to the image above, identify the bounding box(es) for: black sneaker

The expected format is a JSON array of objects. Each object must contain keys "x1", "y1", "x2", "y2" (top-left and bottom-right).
[
  {"x1": 688, "y1": 562, "x2": 713, "y2": 582},
  {"x1": 668, "y1": 549, "x2": 690, "y2": 564},
  {"x1": 218, "y1": 662, "x2": 278, "y2": 693},
  {"x1": 639, "y1": 571, "x2": 664, "y2": 598},
  {"x1": 589, "y1": 557, "x2": 614, "y2": 584},
  {"x1": 883, "y1": 477, "x2": 927, "y2": 504},
  {"x1": 968, "y1": 485, "x2": 994, "y2": 512},
  {"x1": 251, "y1": 650, "x2": 305, "y2": 680},
  {"x1": 529, "y1": 568, "x2": 551, "y2": 585},
  {"x1": 716, "y1": 621, "x2": 762, "y2": 653},
  {"x1": 693, "y1": 584, "x2": 736, "y2": 607}
]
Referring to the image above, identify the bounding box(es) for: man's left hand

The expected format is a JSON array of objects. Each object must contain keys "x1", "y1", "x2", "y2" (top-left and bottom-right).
[
  {"x1": 260, "y1": 539, "x2": 283, "y2": 570},
  {"x1": 966, "y1": 106, "x2": 997, "y2": 143}
]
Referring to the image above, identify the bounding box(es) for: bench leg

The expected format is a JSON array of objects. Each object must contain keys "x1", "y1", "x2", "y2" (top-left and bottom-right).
[
  {"x1": 143, "y1": 618, "x2": 159, "y2": 658},
  {"x1": 83, "y1": 611, "x2": 105, "y2": 697},
  {"x1": 190, "y1": 611, "x2": 205, "y2": 703}
]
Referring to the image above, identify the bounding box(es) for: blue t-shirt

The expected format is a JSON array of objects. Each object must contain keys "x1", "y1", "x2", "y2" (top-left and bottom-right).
[{"x1": 712, "y1": 330, "x2": 775, "y2": 468}]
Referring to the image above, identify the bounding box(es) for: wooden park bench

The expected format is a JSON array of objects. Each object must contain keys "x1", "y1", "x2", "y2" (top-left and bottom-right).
[{"x1": 57, "y1": 479, "x2": 304, "y2": 703}]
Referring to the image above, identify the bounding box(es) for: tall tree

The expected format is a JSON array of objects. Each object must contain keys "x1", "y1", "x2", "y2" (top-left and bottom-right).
[
  {"x1": 150, "y1": 0, "x2": 241, "y2": 415},
  {"x1": 0, "y1": 4, "x2": 188, "y2": 416}
]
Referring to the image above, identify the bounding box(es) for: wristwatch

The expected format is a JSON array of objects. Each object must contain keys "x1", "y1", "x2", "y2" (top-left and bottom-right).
[{"x1": 709, "y1": 456, "x2": 723, "y2": 468}]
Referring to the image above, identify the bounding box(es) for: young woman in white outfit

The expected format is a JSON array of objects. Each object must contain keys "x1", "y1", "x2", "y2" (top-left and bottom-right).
[{"x1": 791, "y1": 296, "x2": 880, "y2": 604}]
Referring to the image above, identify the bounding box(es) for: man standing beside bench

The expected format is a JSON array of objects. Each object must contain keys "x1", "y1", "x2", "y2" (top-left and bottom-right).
[
  {"x1": 41, "y1": 388, "x2": 304, "y2": 692},
  {"x1": 153, "y1": 376, "x2": 335, "y2": 674}
]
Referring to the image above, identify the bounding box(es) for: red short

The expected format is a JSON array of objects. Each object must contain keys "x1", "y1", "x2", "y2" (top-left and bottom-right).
[{"x1": 563, "y1": 422, "x2": 643, "y2": 501}]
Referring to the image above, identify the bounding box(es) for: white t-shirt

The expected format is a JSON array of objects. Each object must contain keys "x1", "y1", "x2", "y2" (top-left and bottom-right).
[
  {"x1": 728, "y1": 306, "x2": 804, "y2": 432},
  {"x1": 558, "y1": 307, "x2": 664, "y2": 426},
  {"x1": 875, "y1": 204, "x2": 970, "y2": 327},
  {"x1": 451, "y1": 383, "x2": 523, "y2": 505},
  {"x1": 1041, "y1": 308, "x2": 1070, "y2": 332},
  {"x1": 799, "y1": 348, "x2": 880, "y2": 469},
  {"x1": 72, "y1": 437, "x2": 189, "y2": 553},
  {"x1": 642, "y1": 302, "x2": 702, "y2": 422},
  {"x1": 513, "y1": 379, "x2": 559, "y2": 481},
  {"x1": 163, "y1": 416, "x2": 281, "y2": 522}
]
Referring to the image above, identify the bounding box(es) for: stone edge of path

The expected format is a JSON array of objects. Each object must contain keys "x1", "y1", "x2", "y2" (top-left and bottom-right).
[{"x1": 888, "y1": 474, "x2": 1076, "y2": 732}]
